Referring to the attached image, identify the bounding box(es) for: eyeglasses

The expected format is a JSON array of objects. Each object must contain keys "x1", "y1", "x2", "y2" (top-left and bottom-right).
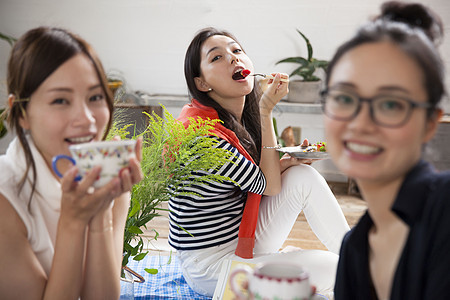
[{"x1": 320, "y1": 89, "x2": 432, "y2": 128}]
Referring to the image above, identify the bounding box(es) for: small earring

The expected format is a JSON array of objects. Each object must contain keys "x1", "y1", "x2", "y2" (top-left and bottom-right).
[{"x1": 207, "y1": 88, "x2": 212, "y2": 92}]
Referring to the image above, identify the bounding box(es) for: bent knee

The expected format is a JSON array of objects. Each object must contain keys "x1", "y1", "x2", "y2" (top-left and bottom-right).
[{"x1": 281, "y1": 164, "x2": 326, "y2": 187}]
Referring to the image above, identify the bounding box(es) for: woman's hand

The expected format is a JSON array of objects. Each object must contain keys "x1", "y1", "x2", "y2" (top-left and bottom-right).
[
  {"x1": 260, "y1": 73, "x2": 289, "y2": 116},
  {"x1": 88, "y1": 136, "x2": 144, "y2": 231},
  {"x1": 115, "y1": 136, "x2": 144, "y2": 194},
  {"x1": 60, "y1": 166, "x2": 123, "y2": 226},
  {"x1": 279, "y1": 138, "x2": 314, "y2": 173},
  {"x1": 59, "y1": 136, "x2": 144, "y2": 228},
  {"x1": 280, "y1": 154, "x2": 314, "y2": 173}
]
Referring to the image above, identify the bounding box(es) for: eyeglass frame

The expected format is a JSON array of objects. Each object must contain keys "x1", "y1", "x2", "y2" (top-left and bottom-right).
[{"x1": 320, "y1": 89, "x2": 434, "y2": 128}]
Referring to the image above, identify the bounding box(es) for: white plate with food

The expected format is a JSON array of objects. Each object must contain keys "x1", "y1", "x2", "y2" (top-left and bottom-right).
[{"x1": 276, "y1": 145, "x2": 330, "y2": 159}]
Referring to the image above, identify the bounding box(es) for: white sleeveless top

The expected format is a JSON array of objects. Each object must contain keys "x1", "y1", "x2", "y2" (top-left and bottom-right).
[{"x1": 0, "y1": 136, "x2": 61, "y2": 276}]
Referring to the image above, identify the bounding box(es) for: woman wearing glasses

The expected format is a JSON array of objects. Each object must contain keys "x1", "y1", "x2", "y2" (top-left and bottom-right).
[{"x1": 322, "y1": 1, "x2": 448, "y2": 299}]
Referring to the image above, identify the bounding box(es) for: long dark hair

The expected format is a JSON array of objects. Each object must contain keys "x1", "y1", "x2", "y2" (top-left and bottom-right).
[
  {"x1": 5, "y1": 26, "x2": 114, "y2": 200},
  {"x1": 184, "y1": 27, "x2": 262, "y2": 164},
  {"x1": 326, "y1": 1, "x2": 445, "y2": 118}
]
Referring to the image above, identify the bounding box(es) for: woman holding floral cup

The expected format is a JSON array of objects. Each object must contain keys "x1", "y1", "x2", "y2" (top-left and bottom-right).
[{"x1": 0, "y1": 27, "x2": 143, "y2": 299}]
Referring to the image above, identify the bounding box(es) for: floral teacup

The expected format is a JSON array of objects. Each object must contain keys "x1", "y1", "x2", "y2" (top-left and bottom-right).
[
  {"x1": 52, "y1": 140, "x2": 136, "y2": 188},
  {"x1": 230, "y1": 262, "x2": 315, "y2": 300}
]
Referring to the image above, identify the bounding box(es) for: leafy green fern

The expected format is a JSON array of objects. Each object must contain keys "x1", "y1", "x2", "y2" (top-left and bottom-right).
[{"x1": 110, "y1": 106, "x2": 236, "y2": 273}]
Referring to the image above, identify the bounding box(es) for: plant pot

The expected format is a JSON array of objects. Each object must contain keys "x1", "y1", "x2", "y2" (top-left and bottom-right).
[
  {"x1": 108, "y1": 80, "x2": 124, "y2": 101},
  {"x1": 287, "y1": 80, "x2": 323, "y2": 103}
]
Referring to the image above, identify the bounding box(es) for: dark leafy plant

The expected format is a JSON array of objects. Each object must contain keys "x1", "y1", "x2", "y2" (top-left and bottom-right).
[
  {"x1": 0, "y1": 32, "x2": 16, "y2": 139},
  {"x1": 0, "y1": 109, "x2": 7, "y2": 139},
  {"x1": 275, "y1": 29, "x2": 328, "y2": 82},
  {"x1": 0, "y1": 32, "x2": 16, "y2": 47},
  {"x1": 108, "y1": 106, "x2": 236, "y2": 275}
]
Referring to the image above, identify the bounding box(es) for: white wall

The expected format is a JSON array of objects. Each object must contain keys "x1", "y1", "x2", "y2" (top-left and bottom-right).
[{"x1": 0, "y1": 0, "x2": 449, "y2": 103}]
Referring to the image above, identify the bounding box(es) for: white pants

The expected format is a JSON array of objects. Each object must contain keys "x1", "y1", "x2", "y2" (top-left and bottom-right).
[{"x1": 177, "y1": 164, "x2": 350, "y2": 296}]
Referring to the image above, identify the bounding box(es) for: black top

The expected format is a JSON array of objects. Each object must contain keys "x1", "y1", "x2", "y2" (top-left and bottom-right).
[{"x1": 335, "y1": 160, "x2": 450, "y2": 300}]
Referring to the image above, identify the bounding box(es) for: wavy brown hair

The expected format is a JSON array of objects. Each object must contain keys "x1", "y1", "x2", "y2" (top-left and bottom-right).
[
  {"x1": 5, "y1": 26, "x2": 114, "y2": 201},
  {"x1": 184, "y1": 27, "x2": 262, "y2": 164}
]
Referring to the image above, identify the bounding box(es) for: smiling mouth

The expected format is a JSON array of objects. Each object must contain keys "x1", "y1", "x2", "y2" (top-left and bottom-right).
[
  {"x1": 65, "y1": 135, "x2": 95, "y2": 144},
  {"x1": 345, "y1": 142, "x2": 382, "y2": 155}
]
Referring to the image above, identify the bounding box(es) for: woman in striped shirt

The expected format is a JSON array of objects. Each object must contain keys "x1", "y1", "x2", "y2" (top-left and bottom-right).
[{"x1": 169, "y1": 27, "x2": 350, "y2": 297}]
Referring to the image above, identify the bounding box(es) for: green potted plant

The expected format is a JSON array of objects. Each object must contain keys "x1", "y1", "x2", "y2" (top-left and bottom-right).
[
  {"x1": 276, "y1": 29, "x2": 328, "y2": 103},
  {"x1": 109, "y1": 106, "x2": 235, "y2": 280}
]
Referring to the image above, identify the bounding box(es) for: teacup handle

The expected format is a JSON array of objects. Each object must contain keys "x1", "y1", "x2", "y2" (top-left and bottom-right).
[
  {"x1": 52, "y1": 155, "x2": 82, "y2": 181},
  {"x1": 229, "y1": 264, "x2": 253, "y2": 300}
]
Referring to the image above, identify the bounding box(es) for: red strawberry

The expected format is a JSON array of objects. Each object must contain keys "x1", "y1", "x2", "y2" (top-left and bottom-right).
[{"x1": 242, "y1": 69, "x2": 251, "y2": 78}]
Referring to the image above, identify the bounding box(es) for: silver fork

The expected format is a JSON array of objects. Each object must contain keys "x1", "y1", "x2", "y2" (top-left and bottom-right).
[{"x1": 252, "y1": 73, "x2": 289, "y2": 82}]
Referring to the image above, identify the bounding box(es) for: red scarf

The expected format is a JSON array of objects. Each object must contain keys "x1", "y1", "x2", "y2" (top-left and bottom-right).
[{"x1": 177, "y1": 99, "x2": 261, "y2": 259}]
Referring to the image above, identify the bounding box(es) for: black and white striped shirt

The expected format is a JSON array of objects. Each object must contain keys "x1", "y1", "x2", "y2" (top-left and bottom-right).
[{"x1": 168, "y1": 138, "x2": 266, "y2": 251}]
